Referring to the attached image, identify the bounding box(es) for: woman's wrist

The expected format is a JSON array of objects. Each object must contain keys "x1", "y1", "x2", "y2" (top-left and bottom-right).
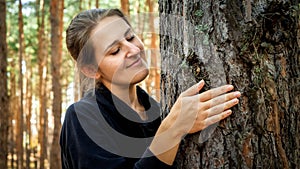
[
  {"x1": 149, "y1": 120, "x2": 181, "y2": 165},
  {"x1": 149, "y1": 113, "x2": 183, "y2": 155},
  {"x1": 158, "y1": 111, "x2": 183, "y2": 138}
]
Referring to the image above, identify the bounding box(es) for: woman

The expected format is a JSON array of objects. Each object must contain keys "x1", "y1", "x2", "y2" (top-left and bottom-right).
[{"x1": 60, "y1": 8, "x2": 241, "y2": 169}]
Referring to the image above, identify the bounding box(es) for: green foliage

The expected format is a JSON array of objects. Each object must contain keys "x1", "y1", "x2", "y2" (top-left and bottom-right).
[
  {"x1": 290, "y1": 3, "x2": 300, "y2": 18},
  {"x1": 6, "y1": 0, "x2": 159, "y2": 102},
  {"x1": 195, "y1": 9, "x2": 204, "y2": 18},
  {"x1": 194, "y1": 8, "x2": 209, "y2": 45},
  {"x1": 195, "y1": 24, "x2": 209, "y2": 33},
  {"x1": 6, "y1": 0, "x2": 39, "y2": 63},
  {"x1": 6, "y1": 1, "x2": 19, "y2": 53}
]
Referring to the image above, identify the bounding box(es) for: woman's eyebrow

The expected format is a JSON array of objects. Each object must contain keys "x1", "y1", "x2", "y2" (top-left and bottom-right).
[
  {"x1": 124, "y1": 27, "x2": 132, "y2": 36},
  {"x1": 104, "y1": 28, "x2": 132, "y2": 53}
]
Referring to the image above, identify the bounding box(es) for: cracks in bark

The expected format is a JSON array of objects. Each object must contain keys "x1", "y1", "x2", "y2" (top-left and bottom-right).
[{"x1": 160, "y1": 0, "x2": 299, "y2": 168}]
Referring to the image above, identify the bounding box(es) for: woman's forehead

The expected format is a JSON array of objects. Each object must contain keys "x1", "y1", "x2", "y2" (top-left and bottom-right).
[
  {"x1": 91, "y1": 16, "x2": 130, "y2": 38},
  {"x1": 90, "y1": 16, "x2": 131, "y2": 55}
]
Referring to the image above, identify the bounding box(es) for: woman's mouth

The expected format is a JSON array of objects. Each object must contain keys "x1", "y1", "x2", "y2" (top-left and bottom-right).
[{"x1": 126, "y1": 57, "x2": 142, "y2": 68}]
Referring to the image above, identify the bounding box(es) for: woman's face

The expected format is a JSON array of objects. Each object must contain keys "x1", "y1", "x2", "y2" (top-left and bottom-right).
[{"x1": 91, "y1": 15, "x2": 149, "y2": 88}]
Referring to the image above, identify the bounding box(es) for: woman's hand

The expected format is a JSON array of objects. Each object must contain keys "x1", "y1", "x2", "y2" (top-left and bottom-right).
[
  {"x1": 149, "y1": 80, "x2": 241, "y2": 165},
  {"x1": 166, "y1": 80, "x2": 241, "y2": 136}
]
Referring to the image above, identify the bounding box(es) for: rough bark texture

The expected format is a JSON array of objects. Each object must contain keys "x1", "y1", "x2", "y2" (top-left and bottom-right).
[
  {"x1": 50, "y1": 0, "x2": 63, "y2": 168},
  {"x1": 0, "y1": 0, "x2": 9, "y2": 168},
  {"x1": 159, "y1": 0, "x2": 299, "y2": 168}
]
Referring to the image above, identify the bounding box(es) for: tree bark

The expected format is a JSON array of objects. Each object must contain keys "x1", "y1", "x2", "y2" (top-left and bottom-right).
[
  {"x1": 159, "y1": 0, "x2": 299, "y2": 168},
  {"x1": 50, "y1": 0, "x2": 63, "y2": 168},
  {"x1": 0, "y1": 0, "x2": 9, "y2": 168},
  {"x1": 17, "y1": 0, "x2": 25, "y2": 168}
]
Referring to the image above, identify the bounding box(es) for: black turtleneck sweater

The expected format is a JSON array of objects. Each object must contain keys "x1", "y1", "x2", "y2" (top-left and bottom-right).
[{"x1": 60, "y1": 85, "x2": 175, "y2": 169}]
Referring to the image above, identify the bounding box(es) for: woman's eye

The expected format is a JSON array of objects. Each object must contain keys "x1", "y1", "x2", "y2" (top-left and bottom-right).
[
  {"x1": 111, "y1": 48, "x2": 120, "y2": 55},
  {"x1": 126, "y1": 35, "x2": 135, "y2": 41}
]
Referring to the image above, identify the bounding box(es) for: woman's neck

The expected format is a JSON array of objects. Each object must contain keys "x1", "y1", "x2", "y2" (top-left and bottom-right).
[{"x1": 104, "y1": 83, "x2": 147, "y2": 120}]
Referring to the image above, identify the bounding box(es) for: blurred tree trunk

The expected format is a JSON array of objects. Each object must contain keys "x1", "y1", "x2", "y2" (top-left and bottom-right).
[
  {"x1": 24, "y1": 5, "x2": 35, "y2": 166},
  {"x1": 50, "y1": 0, "x2": 63, "y2": 168},
  {"x1": 159, "y1": 0, "x2": 299, "y2": 168},
  {"x1": 120, "y1": 0, "x2": 130, "y2": 16},
  {"x1": 25, "y1": 55, "x2": 32, "y2": 169},
  {"x1": 88, "y1": 0, "x2": 91, "y2": 9},
  {"x1": 36, "y1": 0, "x2": 48, "y2": 168},
  {"x1": 135, "y1": 1, "x2": 144, "y2": 42},
  {"x1": 17, "y1": 0, "x2": 25, "y2": 168},
  {"x1": 145, "y1": 0, "x2": 160, "y2": 100},
  {"x1": 0, "y1": 0, "x2": 9, "y2": 168},
  {"x1": 95, "y1": 0, "x2": 99, "y2": 8},
  {"x1": 9, "y1": 54, "x2": 18, "y2": 169},
  {"x1": 79, "y1": 0, "x2": 83, "y2": 11},
  {"x1": 26, "y1": 67, "x2": 33, "y2": 168}
]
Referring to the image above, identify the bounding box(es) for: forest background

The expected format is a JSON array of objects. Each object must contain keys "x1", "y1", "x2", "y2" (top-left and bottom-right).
[
  {"x1": 0, "y1": 0, "x2": 160, "y2": 169},
  {"x1": 1, "y1": 0, "x2": 300, "y2": 169}
]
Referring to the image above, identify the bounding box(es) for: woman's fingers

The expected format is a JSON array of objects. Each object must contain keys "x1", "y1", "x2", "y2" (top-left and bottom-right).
[
  {"x1": 198, "y1": 85, "x2": 234, "y2": 102},
  {"x1": 190, "y1": 109, "x2": 233, "y2": 133},
  {"x1": 205, "y1": 98, "x2": 239, "y2": 117},
  {"x1": 180, "y1": 80, "x2": 205, "y2": 97},
  {"x1": 203, "y1": 109, "x2": 233, "y2": 127},
  {"x1": 176, "y1": 82, "x2": 241, "y2": 134},
  {"x1": 201, "y1": 91, "x2": 241, "y2": 110},
  {"x1": 193, "y1": 89, "x2": 241, "y2": 132},
  {"x1": 196, "y1": 95, "x2": 239, "y2": 121}
]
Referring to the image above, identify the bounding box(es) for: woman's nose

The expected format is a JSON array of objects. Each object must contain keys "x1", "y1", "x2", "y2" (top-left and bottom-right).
[{"x1": 122, "y1": 40, "x2": 140, "y2": 57}]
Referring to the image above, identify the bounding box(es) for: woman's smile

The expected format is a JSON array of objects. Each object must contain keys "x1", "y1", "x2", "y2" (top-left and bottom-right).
[
  {"x1": 90, "y1": 16, "x2": 149, "y2": 86},
  {"x1": 126, "y1": 57, "x2": 142, "y2": 69}
]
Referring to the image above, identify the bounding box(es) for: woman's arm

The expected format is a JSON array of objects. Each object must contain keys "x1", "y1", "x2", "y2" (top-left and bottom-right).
[
  {"x1": 60, "y1": 80, "x2": 240, "y2": 168},
  {"x1": 149, "y1": 80, "x2": 241, "y2": 165}
]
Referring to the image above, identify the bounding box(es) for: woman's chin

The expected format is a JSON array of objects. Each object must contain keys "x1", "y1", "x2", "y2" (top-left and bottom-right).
[{"x1": 130, "y1": 68, "x2": 149, "y2": 85}]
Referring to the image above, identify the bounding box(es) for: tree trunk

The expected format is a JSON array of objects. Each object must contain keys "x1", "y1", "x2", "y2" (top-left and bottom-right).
[
  {"x1": 95, "y1": 0, "x2": 99, "y2": 8},
  {"x1": 37, "y1": 0, "x2": 48, "y2": 167},
  {"x1": 146, "y1": 0, "x2": 160, "y2": 100},
  {"x1": 25, "y1": 54, "x2": 32, "y2": 169},
  {"x1": 79, "y1": 0, "x2": 82, "y2": 11},
  {"x1": 17, "y1": 0, "x2": 25, "y2": 168},
  {"x1": 0, "y1": 0, "x2": 9, "y2": 168},
  {"x1": 159, "y1": 0, "x2": 300, "y2": 168},
  {"x1": 120, "y1": 0, "x2": 130, "y2": 16},
  {"x1": 50, "y1": 0, "x2": 63, "y2": 168},
  {"x1": 9, "y1": 56, "x2": 18, "y2": 169},
  {"x1": 88, "y1": 0, "x2": 91, "y2": 9}
]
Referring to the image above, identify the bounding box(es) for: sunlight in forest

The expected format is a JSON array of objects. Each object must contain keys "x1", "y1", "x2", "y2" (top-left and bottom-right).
[
  {"x1": 1, "y1": 0, "x2": 299, "y2": 168},
  {"x1": 3, "y1": 0, "x2": 160, "y2": 168}
]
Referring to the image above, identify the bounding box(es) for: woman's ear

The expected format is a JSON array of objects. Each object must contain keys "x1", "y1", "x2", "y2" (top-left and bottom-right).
[{"x1": 80, "y1": 65, "x2": 101, "y2": 79}]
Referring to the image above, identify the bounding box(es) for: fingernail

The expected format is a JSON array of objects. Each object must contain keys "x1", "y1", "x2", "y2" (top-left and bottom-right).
[
  {"x1": 227, "y1": 85, "x2": 234, "y2": 90},
  {"x1": 199, "y1": 80, "x2": 204, "y2": 84},
  {"x1": 198, "y1": 80, "x2": 204, "y2": 86},
  {"x1": 227, "y1": 110, "x2": 232, "y2": 115},
  {"x1": 232, "y1": 98, "x2": 239, "y2": 103},
  {"x1": 235, "y1": 91, "x2": 241, "y2": 97}
]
